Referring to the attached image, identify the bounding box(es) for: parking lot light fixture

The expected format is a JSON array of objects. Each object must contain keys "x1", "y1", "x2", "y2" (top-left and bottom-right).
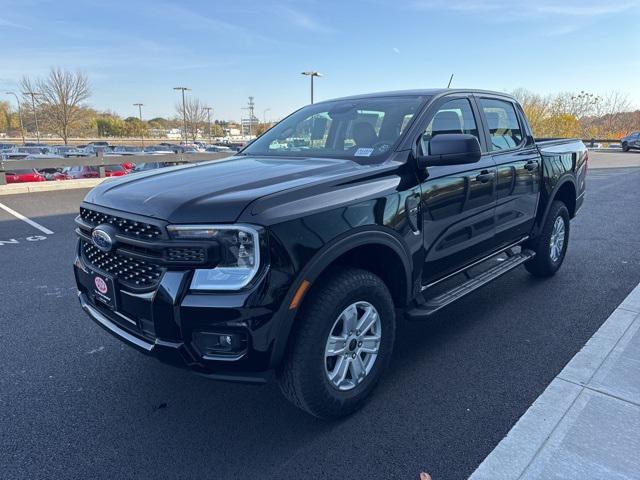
[
  {"x1": 173, "y1": 87, "x2": 191, "y2": 145},
  {"x1": 301, "y1": 71, "x2": 322, "y2": 104},
  {"x1": 204, "y1": 106, "x2": 213, "y2": 144},
  {"x1": 22, "y1": 90, "x2": 42, "y2": 143},
  {"x1": 133, "y1": 103, "x2": 144, "y2": 147},
  {"x1": 5, "y1": 91, "x2": 25, "y2": 145}
]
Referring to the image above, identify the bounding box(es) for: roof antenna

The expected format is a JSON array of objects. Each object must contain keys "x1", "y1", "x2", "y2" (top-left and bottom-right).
[{"x1": 447, "y1": 74, "x2": 454, "y2": 88}]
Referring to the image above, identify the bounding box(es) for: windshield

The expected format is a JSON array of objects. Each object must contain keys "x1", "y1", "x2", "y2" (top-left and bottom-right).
[{"x1": 242, "y1": 95, "x2": 428, "y2": 161}]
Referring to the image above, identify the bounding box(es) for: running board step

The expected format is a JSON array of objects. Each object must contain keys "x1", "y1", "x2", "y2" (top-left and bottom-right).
[{"x1": 406, "y1": 249, "x2": 535, "y2": 320}]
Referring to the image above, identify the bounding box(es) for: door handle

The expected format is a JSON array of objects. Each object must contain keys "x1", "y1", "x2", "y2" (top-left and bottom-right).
[
  {"x1": 525, "y1": 160, "x2": 539, "y2": 171},
  {"x1": 475, "y1": 171, "x2": 495, "y2": 183}
]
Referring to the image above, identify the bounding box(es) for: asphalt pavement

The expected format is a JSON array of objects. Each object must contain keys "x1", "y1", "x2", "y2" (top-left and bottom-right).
[{"x1": 1, "y1": 153, "x2": 640, "y2": 480}]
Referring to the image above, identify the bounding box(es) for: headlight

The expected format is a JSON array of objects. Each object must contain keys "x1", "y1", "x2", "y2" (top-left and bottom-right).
[{"x1": 167, "y1": 224, "x2": 261, "y2": 291}]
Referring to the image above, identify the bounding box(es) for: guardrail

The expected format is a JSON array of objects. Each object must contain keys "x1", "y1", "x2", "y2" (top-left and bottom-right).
[
  {"x1": 0, "y1": 151, "x2": 233, "y2": 185},
  {"x1": 582, "y1": 139, "x2": 621, "y2": 148},
  {"x1": 538, "y1": 138, "x2": 622, "y2": 147}
]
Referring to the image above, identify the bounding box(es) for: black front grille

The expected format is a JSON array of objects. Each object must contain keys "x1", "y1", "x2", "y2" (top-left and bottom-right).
[
  {"x1": 80, "y1": 207, "x2": 163, "y2": 240},
  {"x1": 81, "y1": 240, "x2": 164, "y2": 289},
  {"x1": 166, "y1": 247, "x2": 206, "y2": 263}
]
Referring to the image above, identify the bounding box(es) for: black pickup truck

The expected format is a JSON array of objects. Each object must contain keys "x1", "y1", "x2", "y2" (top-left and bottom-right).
[{"x1": 74, "y1": 89, "x2": 587, "y2": 418}]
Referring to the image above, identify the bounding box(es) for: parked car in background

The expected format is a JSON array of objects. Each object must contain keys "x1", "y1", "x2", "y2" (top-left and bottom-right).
[
  {"x1": 17, "y1": 146, "x2": 50, "y2": 155},
  {"x1": 621, "y1": 132, "x2": 640, "y2": 152},
  {"x1": 59, "y1": 164, "x2": 129, "y2": 179},
  {"x1": 4, "y1": 168, "x2": 45, "y2": 183},
  {"x1": 59, "y1": 166, "x2": 99, "y2": 179},
  {"x1": 131, "y1": 161, "x2": 186, "y2": 173},
  {"x1": 104, "y1": 164, "x2": 129, "y2": 176},
  {"x1": 205, "y1": 145, "x2": 232, "y2": 152},
  {"x1": 112, "y1": 146, "x2": 143, "y2": 155},
  {"x1": 48, "y1": 170, "x2": 71, "y2": 181},
  {"x1": 180, "y1": 147, "x2": 199, "y2": 154},
  {"x1": 144, "y1": 145, "x2": 175, "y2": 155},
  {"x1": 50, "y1": 146, "x2": 88, "y2": 157},
  {"x1": 83, "y1": 145, "x2": 112, "y2": 156},
  {"x1": 1, "y1": 152, "x2": 29, "y2": 160}
]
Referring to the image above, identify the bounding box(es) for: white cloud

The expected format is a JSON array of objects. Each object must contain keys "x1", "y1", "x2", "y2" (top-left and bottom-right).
[
  {"x1": 279, "y1": 6, "x2": 334, "y2": 33},
  {"x1": 0, "y1": 17, "x2": 30, "y2": 29},
  {"x1": 411, "y1": 0, "x2": 640, "y2": 18},
  {"x1": 410, "y1": 0, "x2": 640, "y2": 34}
]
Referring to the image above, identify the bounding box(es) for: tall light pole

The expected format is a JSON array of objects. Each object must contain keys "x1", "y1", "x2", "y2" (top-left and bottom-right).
[
  {"x1": 133, "y1": 103, "x2": 144, "y2": 147},
  {"x1": 22, "y1": 90, "x2": 41, "y2": 143},
  {"x1": 241, "y1": 97, "x2": 255, "y2": 137},
  {"x1": 263, "y1": 108, "x2": 271, "y2": 125},
  {"x1": 204, "y1": 106, "x2": 213, "y2": 144},
  {"x1": 301, "y1": 71, "x2": 322, "y2": 104},
  {"x1": 5, "y1": 91, "x2": 25, "y2": 145},
  {"x1": 173, "y1": 87, "x2": 191, "y2": 144}
]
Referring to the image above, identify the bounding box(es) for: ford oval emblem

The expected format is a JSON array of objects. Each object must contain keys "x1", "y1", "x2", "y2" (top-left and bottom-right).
[{"x1": 92, "y1": 225, "x2": 116, "y2": 252}]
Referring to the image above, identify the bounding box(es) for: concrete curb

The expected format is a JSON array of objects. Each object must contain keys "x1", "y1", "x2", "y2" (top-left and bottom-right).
[
  {"x1": 0, "y1": 178, "x2": 107, "y2": 196},
  {"x1": 470, "y1": 283, "x2": 640, "y2": 479}
]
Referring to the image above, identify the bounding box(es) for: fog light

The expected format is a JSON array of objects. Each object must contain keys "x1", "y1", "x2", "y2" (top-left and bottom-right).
[{"x1": 192, "y1": 331, "x2": 247, "y2": 358}]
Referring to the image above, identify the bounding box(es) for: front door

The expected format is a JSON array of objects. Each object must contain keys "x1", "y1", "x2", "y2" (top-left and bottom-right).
[{"x1": 418, "y1": 96, "x2": 498, "y2": 285}]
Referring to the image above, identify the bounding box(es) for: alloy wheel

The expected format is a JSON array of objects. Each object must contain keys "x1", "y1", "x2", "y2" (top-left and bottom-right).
[
  {"x1": 549, "y1": 216, "x2": 566, "y2": 262},
  {"x1": 324, "y1": 301, "x2": 382, "y2": 391}
]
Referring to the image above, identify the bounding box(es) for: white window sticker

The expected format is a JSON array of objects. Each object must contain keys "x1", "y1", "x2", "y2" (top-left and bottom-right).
[{"x1": 354, "y1": 148, "x2": 374, "y2": 157}]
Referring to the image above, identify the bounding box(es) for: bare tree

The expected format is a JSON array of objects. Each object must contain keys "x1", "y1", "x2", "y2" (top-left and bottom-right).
[
  {"x1": 512, "y1": 88, "x2": 636, "y2": 139},
  {"x1": 175, "y1": 97, "x2": 207, "y2": 142},
  {"x1": 20, "y1": 68, "x2": 91, "y2": 144}
]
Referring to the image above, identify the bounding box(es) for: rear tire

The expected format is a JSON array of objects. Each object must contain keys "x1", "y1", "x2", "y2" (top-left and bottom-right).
[
  {"x1": 622, "y1": 142, "x2": 629, "y2": 152},
  {"x1": 524, "y1": 201, "x2": 570, "y2": 277},
  {"x1": 277, "y1": 267, "x2": 396, "y2": 419}
]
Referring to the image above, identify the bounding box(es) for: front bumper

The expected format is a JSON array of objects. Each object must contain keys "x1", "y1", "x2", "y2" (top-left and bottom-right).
[{"x1": 74, "y1": 252, "x2": 287, "y2": 384}]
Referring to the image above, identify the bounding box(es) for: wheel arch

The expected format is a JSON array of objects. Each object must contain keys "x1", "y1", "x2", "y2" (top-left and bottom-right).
[
  {"x1": 269, "y1": 226, "x2": 413, "y2": 367},
  {"x1": 534, "y1": 176, "x2": 577, "y2": 236}
]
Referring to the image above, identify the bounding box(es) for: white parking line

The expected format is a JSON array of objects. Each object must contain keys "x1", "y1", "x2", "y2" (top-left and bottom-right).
[{"x1": 0, "y1": 202, "x2": 54, "y2": 235}]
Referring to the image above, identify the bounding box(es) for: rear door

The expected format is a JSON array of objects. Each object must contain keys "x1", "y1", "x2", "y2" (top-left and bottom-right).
[
  {"x1": 418, "y1": 95, "x2": 498, "y2": 284},
  {"x1": 476, "y1": 96, "x2": 540, "y2": 246}
]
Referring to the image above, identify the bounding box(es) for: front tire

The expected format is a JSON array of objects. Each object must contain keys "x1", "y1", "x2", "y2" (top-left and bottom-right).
[
  {"x1": 524, "y1": 201, "x2": 570, "y2": 277},
  {"x1": 277, "y1": 267, "x2": 396, "y2": 419}
]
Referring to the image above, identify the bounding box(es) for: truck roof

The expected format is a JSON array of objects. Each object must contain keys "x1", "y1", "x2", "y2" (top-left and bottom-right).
[{"x1": 319, "y1": 88, "x2": 517, "y2": 104}]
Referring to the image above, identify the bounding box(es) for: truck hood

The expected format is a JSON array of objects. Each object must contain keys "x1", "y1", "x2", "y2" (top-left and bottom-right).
[{"x1": 84, "y1": 155, "x2": 377, "y2": 223}]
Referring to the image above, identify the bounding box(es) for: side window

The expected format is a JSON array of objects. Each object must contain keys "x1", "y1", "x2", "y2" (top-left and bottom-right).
[
  {"x1": 479, "y1": 98, "x2": 523, "y2": 151},
  {"x1": 421, "y1": 98, "x2": 479, "y2": 154}
]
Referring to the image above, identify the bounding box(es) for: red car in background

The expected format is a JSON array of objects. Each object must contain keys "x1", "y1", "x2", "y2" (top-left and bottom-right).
[
  {"x1": 54, "y1": 165, "x2": 130, "y2": 180},
  {"x1": 4, "y1": 168, "x2": 46, "y2": 183}
]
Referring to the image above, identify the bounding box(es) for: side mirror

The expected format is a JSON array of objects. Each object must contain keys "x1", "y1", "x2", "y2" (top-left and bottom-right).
[{"x1": 415, "y1": 133, "x2": 481, "y2": 168}]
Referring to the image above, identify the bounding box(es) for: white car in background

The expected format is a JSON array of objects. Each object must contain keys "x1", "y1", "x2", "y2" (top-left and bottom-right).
[{"x1": 144, "y1": 145, "x2": 175, "y2": 155}]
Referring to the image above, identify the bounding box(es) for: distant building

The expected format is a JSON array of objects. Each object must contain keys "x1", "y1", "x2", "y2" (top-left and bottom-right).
[
  {"x1": 240, "y1": 116, "x2": 259, "y2": 136},
  {"x1": 166, "y1": 128, "x2": 182, "y2": 140}
]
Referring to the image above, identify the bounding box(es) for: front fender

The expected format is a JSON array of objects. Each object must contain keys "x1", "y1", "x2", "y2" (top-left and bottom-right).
[{"x1": 268, "y1": 226, "x2": 413, "y2": 368}]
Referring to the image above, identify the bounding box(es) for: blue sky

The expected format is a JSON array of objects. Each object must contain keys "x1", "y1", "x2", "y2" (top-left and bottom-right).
[{"x1": 1, "y1": 0, "x2": 638, "y2": 121}]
